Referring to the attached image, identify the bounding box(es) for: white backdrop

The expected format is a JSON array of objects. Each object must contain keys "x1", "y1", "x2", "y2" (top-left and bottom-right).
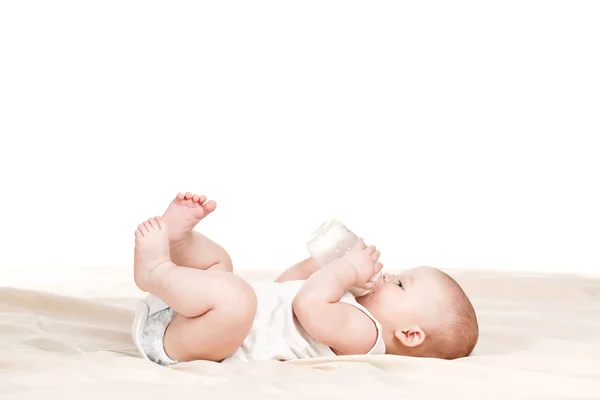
[{"x1": 1, "y1": 1, "x2": 599, "y2": 281}]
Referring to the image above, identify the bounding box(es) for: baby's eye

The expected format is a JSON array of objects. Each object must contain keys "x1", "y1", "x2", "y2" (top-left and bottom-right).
[{"x1": 397, "y1": 280, "x2": 403, "y2": 289}]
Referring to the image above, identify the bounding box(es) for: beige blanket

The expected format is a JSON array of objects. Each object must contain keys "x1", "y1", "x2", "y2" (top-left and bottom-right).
[{"x1": 1, "y1": 268, "x2": 599, "y2": 399}]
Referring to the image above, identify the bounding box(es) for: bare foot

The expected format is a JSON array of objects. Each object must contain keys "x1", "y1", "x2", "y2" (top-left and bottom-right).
[
  {"x1": 161, "y1": 192, "x2": 216, "y2": 248},
  {"x1": 134, "y1": 216, "x2": 172, "y2": 292}
]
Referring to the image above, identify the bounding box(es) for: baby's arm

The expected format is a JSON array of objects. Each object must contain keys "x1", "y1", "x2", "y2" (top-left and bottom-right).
[
  {"x1": 274, "y1": 257, "x2": 321, "y2": 282},
  {"x1": 292, "y1": 242, "x2": 381, "y2": 355}
]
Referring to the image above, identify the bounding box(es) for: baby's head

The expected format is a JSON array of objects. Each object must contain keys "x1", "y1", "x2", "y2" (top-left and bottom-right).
[{"x1": 357, "y1": 266, "x2": 478, "y2": 360}]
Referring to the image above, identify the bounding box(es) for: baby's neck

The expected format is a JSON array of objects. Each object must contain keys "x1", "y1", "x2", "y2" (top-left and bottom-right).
[{"x1": 355, "y1": 296, "x2": 369, "y2": 308}]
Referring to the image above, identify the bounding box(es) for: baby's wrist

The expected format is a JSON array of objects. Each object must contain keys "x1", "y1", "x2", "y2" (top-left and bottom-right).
[{"x1": 328, "y1": 259, "x2": 358, "y2": 290}]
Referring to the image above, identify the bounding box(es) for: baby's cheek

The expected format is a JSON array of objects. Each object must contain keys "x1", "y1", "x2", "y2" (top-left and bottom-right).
[{"x1": 380, "y1": 286, "x2": 401, "y2": 306}]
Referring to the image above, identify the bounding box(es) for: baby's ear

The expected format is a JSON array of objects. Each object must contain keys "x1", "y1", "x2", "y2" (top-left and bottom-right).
[{"x1": 394, "y1": 327, "x2": 426, "y2": 347}]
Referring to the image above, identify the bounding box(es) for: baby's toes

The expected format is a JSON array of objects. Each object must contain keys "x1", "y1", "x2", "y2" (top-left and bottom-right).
[{"x1": 202, "y1": 199, "x2": 217, "y2": 214}]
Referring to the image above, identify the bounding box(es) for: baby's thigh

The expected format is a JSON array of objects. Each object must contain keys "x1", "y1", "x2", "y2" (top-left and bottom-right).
[{"x1": 164, "y1": 279, "x2": 257, "y2": 362}]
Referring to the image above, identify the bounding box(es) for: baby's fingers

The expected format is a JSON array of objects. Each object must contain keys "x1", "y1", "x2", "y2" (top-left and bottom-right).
[
  {"x1": 373, "y1": 261, "x2": 383, "y2": 274},
  {"x1": 361, "y1": 280, "x2": 378, "y2": 291},
  {"x1": 364, "y1": 245, "x2": 376, "y2": 255},
  {"x1": 354, "y1": 238, "x2": 366, "y2": 251},
  {"x1": 371, "y1": 250, "x2": 380, "y2": 262}
]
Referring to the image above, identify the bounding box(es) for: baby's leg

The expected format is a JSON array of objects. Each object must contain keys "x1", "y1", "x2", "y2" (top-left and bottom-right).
[
  {"x1": 134, "y1": 217, "x2": 256, "y2": 362},
  {"x1": 161, "y1": 192, "x2": 232, "y2": 272}
]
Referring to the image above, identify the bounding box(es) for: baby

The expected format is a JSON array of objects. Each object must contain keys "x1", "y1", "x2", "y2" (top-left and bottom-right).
[{"x1": 131, "y1": 192, "x2": 479, "y2": 365}]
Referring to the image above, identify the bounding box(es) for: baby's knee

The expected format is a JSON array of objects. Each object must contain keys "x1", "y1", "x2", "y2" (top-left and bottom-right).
[
  {"x1": 220, "y1": 249, "x2": 233, "y2": 272},
  {"x1": 219, "y1": 274, "x2": 257, "y2": 324},
  {"x1": 207, "y1": 251, "x2": 233, "y2": 273},
  {"x1": 215, "y1": 254, "x2": 233, "y2": 273}
]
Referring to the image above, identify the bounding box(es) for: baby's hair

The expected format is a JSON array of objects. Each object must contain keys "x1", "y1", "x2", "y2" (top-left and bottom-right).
[{"x1": 422, "y1": 270, "x2": 479, "y2": 360}]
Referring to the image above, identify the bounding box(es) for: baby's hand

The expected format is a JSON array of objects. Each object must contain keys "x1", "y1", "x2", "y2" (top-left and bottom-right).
[{"x1": 345, "y1": 238, "x2": 383, "y2": 292}]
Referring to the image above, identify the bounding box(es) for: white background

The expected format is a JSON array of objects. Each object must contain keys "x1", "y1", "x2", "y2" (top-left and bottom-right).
[{"x1": 1, "y1": 1, "x2": 599, "y2": 284}]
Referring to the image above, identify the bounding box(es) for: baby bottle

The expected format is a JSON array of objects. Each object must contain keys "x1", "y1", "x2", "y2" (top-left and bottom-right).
[{"x1": 306, "y1": 219, "x2": 383, "y2": 297}]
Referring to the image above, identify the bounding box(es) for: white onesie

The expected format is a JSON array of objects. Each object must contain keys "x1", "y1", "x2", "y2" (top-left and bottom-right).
[{"x1": 131, "y1": 280, "x2": 386, "y2": 365}]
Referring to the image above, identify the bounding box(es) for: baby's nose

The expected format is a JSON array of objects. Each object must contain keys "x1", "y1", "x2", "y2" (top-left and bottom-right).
[{"x1": 383, "y1": 273, "x2": 394, "y2": 282}]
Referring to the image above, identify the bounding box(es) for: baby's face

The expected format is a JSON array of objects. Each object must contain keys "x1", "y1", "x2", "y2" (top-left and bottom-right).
[{"x1": 358, "y1": 267, "x2": 452, "y2": 337}]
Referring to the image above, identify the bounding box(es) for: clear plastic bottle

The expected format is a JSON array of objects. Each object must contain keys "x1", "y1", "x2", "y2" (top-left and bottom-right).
[{"x1": 306, "y1": 219, "x2": 383, "y2": 297}]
